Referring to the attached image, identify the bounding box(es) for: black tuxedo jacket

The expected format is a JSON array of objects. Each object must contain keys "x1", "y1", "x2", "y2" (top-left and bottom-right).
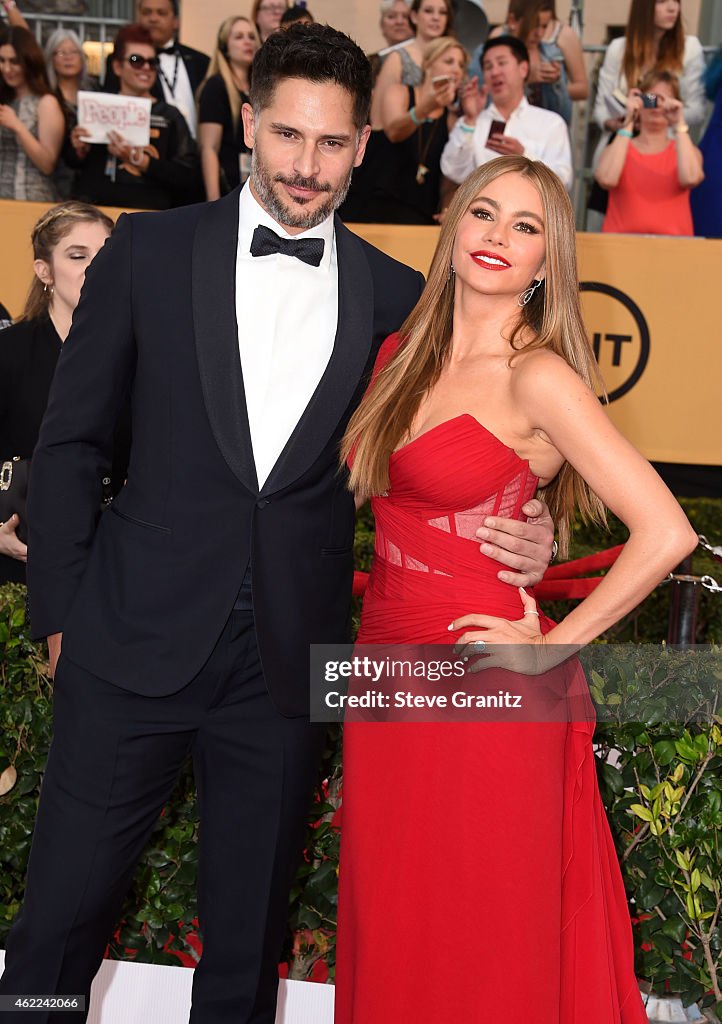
[
  {"x1": 103, "y1": 42, "x2": 210, "y2": 108},
  {"x1": 27, "y1": 189, "x2": 424, "y2": 715}
]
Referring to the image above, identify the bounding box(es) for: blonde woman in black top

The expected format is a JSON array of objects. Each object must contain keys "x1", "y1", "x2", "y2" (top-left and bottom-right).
[{"x1": 197, "y1": 16, "x2": 258, "y2": 200}]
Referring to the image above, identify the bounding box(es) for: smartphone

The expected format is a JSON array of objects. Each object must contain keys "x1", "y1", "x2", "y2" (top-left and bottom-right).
[{"x1": 485, "y1": 118, "x2": 506, "y2": 147}]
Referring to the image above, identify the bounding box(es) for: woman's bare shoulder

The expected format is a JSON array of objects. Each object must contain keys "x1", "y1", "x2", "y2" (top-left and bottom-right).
[{"x1": 510, "y1": 346, "x2": 586, "y2": 398}]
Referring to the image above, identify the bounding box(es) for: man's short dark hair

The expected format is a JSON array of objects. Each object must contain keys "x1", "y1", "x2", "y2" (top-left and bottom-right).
[
  {"x1": 137, "y1": 0, "x2": 179, "y2": 14},
  {"x1": 481, "y1": 34, "x2": 530, "y2": 66},
  {"x1": 250, "y1": 22, "x2": 372, "y2": 130}
]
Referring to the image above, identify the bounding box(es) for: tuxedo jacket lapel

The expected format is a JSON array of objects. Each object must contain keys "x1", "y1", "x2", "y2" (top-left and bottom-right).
[
  {"x1": 261, "y1": 217, "x2": 374, "y2": 497},
  {"x1": 192, "y1": 189, "x2": 259, "y2": 494},
  {"x1": 179, "y1": 46, "x2": 206, "y2": 92}
]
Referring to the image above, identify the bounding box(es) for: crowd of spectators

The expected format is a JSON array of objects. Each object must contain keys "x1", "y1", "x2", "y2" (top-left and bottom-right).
[
  {"x1": 0, "y1": 0, "x2": 719, "y2": 230},
  {"x1": 0, "y1": 2, "x2": 719, "y2": 580}
]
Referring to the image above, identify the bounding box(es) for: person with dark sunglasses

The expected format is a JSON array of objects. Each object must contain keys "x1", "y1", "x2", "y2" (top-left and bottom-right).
[
  {"x1": 66, "y1": 23, "x2": 200, "y2": 209},
  {"x1": 103, "y1": 0, "x2": 210, "y2": 139},
  {"x1": 126, "y1": 52, "x2": 160, "y2": 69}
]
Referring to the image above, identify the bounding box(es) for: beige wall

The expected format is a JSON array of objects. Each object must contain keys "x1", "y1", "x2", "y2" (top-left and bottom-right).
[
  {"x1": 180, "y1": 0, "x2": 702, "y2": 57},
  {"x1": 182, "y1": 0, "x2": 388, "y2": 59}
]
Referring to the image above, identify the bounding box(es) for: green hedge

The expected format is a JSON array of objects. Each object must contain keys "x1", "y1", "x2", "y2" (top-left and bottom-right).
[{"x1": 1, "y1": 496, "x2": 721, "y2": 1003}]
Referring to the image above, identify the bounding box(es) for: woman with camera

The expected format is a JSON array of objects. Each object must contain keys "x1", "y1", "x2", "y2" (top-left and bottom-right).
[
  {"x1": 592, "y1": 0, "x2": 704, "y2": 164},
  {"x1": 595, "y1": 71, "x2": 703, "y2": 235}
]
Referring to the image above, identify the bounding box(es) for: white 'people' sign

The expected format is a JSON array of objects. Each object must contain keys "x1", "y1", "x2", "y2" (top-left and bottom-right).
[{"x1": 77, "y1": 92, "x2": 153, "y2": 146}]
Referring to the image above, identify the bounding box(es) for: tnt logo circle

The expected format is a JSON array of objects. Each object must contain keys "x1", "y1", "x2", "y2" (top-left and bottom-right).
[{"x1": 579, "y1": 282, "x2": 650, "y2": 403}]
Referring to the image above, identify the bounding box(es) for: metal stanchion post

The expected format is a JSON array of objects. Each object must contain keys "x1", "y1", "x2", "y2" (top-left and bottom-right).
[{"x1": 667, "y1": 554, "x2": 699, "y2": 647}]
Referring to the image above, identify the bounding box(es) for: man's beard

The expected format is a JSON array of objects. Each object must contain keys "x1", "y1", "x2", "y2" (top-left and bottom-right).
[{"x1": 250, "y1": 143, "x2": 354, "y2": 230}]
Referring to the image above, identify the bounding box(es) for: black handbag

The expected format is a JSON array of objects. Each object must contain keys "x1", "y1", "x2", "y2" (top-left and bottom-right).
[{"x1": 0, "y1": 457, "x2": 30, "y2": 544}]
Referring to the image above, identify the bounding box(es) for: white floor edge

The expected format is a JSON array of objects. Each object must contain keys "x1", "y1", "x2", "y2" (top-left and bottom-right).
[
  {"x1": 1, "y1": 950, "x2": 708, "y2": 1021},
  {"x1": 0, "y1": 952, "x2": 335, "y2": 1023}
]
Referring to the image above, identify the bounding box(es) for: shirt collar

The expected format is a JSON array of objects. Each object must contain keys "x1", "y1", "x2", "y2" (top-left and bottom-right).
[
  {"x1": 238, "y1": 181, "x2": 335, "y2": 271},
  {"x1": 488, "y1": 94, "x2": 529, "y2": 121}
]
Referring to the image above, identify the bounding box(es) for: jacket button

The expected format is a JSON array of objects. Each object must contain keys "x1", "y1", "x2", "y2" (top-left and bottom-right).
[{"x1": 257, "y1": 499, "x2": 270, "y2": 509}]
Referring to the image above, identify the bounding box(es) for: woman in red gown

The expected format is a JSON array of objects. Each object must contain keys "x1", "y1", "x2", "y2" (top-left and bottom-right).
[{"x1": 335, "y1": 155, "x2": 696, "y2": 1023}]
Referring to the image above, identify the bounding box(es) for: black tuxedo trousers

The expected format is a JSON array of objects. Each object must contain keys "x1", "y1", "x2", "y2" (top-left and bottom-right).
[
  {"x1": 0, "y1": 614, "x2": 326, "y2": 1023},
  {"x1": 0, "y1": 192, "x2": 424, "y2": 1022}
]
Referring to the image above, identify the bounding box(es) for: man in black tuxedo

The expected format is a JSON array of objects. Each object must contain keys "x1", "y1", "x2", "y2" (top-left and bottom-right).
[
  {"x1": 0, "y1": 23, "x2": 553, "y2": 1024},
  {"x1": 103, "y1": 0, "x2": 209, "y2": 138}
]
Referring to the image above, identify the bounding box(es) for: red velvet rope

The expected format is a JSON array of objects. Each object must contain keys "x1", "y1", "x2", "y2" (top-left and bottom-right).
[{"x1": 352, "y1": 545, "x2": 625, "y2": 602}]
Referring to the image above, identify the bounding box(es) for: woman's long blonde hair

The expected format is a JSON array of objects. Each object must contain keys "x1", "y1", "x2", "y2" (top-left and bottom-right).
[
  {"x1": 198, "y1": 16, "x2": 257, "y2": 133},
  {"x1": 341, "y1": 155, "x2": 606, "y2": 556}
]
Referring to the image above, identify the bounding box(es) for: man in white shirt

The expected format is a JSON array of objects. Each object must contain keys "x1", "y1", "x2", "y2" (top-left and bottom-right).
[{"x1": 441, "y1": 35, "x2": 573, "y2": 190}]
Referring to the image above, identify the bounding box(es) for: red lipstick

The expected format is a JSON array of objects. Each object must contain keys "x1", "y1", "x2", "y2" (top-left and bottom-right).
[{"x1": 470, "y1": 250, "x2": 512, "y2": 270}]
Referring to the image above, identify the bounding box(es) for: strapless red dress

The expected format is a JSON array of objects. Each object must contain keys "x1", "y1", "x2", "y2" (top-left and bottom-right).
[{"x1": 334, "y1": 335, "x2": 648, "y2": 1023}]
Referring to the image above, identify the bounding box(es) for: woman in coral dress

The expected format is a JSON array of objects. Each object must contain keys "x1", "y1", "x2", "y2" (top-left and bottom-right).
[{"x1": 335, "y1": 155, "x2": 696, "y2": 1023}]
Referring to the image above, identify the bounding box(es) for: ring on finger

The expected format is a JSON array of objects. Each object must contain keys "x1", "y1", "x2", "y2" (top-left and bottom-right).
[{"x1": 471, "y1": 639, "x2": 486, "y2": 653}]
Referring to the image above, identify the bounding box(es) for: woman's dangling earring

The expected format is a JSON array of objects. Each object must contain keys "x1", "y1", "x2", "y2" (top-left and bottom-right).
[
  {"x1": 518, "y1": 279, "x2": 542, "y2": 307},
  {"x1": 448, "y1": 264, "x2": 456, "y2": 283}
]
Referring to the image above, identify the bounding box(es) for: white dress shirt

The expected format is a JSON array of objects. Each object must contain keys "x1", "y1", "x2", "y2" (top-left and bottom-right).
[
  {"x1": 440, "y1": 95, "x2": 573, "y2": 190},
  {"x1": 158, "y1": 48, "x2": 197, "y2": 137},
  {"x1": 235, "y1": 183, "x2": 338, "y2": 488}
]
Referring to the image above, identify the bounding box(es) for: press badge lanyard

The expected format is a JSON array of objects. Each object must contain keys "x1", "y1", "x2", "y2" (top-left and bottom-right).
[{"x1": 158, "y1": 46, "x2": 180, "y2": 98}]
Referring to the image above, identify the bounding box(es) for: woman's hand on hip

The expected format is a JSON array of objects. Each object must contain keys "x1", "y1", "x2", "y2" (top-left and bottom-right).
[{"x1": 0, "y1": 514, "x2": 27, "y2": 561}]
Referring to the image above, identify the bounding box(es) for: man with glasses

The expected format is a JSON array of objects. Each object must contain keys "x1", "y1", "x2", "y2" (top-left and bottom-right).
[
  {"x1": 104, "y1": 0, "x2": 209, "y2": 137},
  {"x1": 68, "y1": 23, "x2": 200, "y2": 209}
]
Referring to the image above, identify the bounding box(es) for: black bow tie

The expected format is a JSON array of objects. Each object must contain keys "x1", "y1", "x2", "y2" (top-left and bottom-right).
[
  {"x1": 250, "y1": 224, "x2": 324, "y2": 267},
  {"x1": 157, "y1": 43, "x2": 177, "y2": 55}
]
